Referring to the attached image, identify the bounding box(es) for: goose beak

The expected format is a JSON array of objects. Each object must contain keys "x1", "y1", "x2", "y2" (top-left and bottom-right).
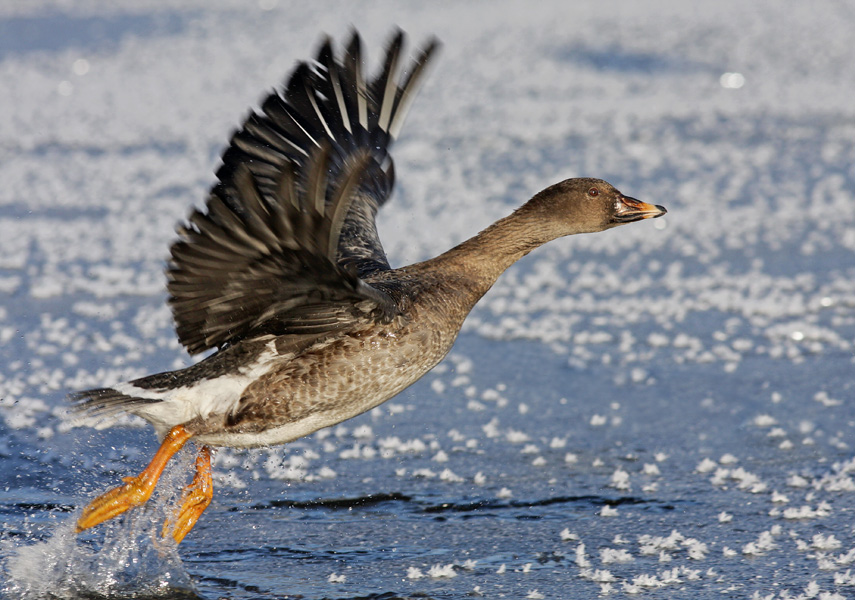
[{"x1": 612, "y1": 195, "x2": 667, "y2": 224}]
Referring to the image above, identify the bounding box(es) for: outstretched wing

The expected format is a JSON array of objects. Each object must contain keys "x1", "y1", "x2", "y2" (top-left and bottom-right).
[
  {"x1": 167, "y1": 31, "x2": 438, "y2": 355},
  {"x1": 169, "y1": 149, "x2": 399, "y2": 354},
  {"x1": 216, "y1": 30, "x2": 439, "y2": 276}
]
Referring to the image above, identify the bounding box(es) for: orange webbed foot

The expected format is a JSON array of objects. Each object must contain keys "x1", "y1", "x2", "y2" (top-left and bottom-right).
[
  {"x1": 163, "y1": 445, "x2": 214, "y2": 544},
  {"x1": 76, "y1": 473, "x2": 157, "y2": 532},
  {"x1": 76, "y1": 425, "x2": 193, "y2": 533}
]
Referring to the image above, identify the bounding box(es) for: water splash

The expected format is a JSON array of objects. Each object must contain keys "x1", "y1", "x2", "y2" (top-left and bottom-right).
[{"x1": 2, "y1": 451, "x2": 199, "y2": 599}]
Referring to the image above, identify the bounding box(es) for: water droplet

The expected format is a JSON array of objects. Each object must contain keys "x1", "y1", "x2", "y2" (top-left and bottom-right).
[
  {"x1": 72, "y1": 58, "x2": 90, "y2": 76},
  {"x1": 719, "y1": 72, "x2": 745, "y2": 89}
]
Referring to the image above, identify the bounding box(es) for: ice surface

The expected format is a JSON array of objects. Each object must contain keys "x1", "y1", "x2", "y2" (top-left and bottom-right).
[{"x1": 1, "y1": 1, "x2": 854, "y2": 599}]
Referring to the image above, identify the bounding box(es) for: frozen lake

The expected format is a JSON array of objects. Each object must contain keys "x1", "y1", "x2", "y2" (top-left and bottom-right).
[{"x1": 1, "y1": 1, "x2": 854, "y2": 598}]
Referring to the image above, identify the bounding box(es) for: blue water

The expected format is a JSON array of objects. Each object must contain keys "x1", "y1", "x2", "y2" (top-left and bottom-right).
[
  {"x1": 3, "y1": 333, "x2": 854, "y2": 598},
  {"x1": 2, "y1": 2, "x2": 855, "y2": 599}
]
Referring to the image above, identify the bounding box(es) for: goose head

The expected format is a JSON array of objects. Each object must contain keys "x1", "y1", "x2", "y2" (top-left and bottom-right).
[{"x1": 521, "y1": 177, "x2": 666, "y2": 240}]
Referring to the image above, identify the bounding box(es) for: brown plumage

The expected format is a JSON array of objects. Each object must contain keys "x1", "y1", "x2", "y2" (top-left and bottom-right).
[{"x1": 71, "y1": 30, "x2": 666, "y2": 543}]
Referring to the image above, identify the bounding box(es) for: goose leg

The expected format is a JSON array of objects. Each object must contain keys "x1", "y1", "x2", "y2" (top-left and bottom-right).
[
  {"x1": 76, "y1": 424, "x2": 193, "y2": 533},
  {"x1": 163, "y1": 445, "x2": 213, "y2": 544}
]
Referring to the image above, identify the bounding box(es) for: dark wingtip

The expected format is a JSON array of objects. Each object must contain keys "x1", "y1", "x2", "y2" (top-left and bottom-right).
[
  {"x1": 388, "y1": 28, "x2": 405, "y2": 48},
  {"x1": 420, "y1": 36, "x2": 442, "y2": 60},
  {"x1": 346, "y1": 28, "x2": 363, "y2": 58},
  {"x1": 315, "y1": 35, "x2": 334, "y2": 65}
]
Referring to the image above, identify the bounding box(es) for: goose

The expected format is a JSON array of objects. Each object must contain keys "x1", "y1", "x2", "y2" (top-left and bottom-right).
[{"x1": 72, "y1": 30, "x2": 666, "y2": 543}]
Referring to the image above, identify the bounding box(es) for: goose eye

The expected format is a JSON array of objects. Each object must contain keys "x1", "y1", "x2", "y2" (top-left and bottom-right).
[{"x1": 587, "y1": 188, "x2": 599, "y2": 197}]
